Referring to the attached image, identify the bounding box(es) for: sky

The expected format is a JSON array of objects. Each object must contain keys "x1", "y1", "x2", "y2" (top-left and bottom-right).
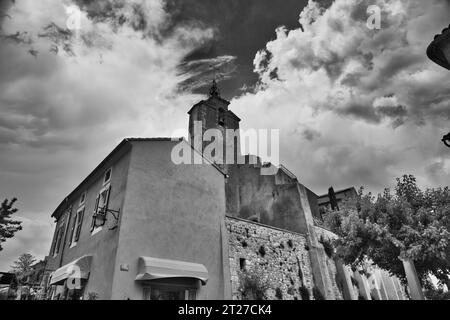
[{"x1": 0, "y1": 0, "x2": 450, "y2": 270}]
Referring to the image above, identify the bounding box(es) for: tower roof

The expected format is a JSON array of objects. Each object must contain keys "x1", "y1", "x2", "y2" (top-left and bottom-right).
[{"x1": 187, "y1": 80, "x2": 232, "y2": 114}]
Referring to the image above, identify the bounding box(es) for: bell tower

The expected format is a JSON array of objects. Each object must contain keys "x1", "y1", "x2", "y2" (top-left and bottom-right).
[{"x1": 188, "y1": 80, "x2": 241, "y2": 172}]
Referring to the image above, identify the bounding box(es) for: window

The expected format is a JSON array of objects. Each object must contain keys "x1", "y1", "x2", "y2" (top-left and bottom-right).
[
  {"x1": 143, "y1": 286, "x2": 196, "y2": 300},
  {"x1": 50, "y1": 229, "x2": 58, "y2": 256},
  {"x1": 52, "y1": 222, "x2": 65, "y2": 257},
  {"x1": 79, "y1": 192, "x2": 86, "y2": 206},
  {"x1": 103, "y1": 168, "x2": 112, "y2": 185},
  {"x1": 69, "y1": 207, "x2": 85, "y2": 247},
  {"x1": 91, "y1": 184, "x2": 111, "y2": 234}
]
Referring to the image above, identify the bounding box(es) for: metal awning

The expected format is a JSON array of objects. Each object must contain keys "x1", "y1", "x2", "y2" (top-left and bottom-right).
[
  {"x1": 49, "y1": 255, "x2": 92, "y2": 285},
  {"x1": 135, "y1": 256, "x2": 208, "y2": 285}
]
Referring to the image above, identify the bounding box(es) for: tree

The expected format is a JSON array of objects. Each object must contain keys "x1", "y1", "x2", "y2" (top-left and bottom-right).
[
  {"x1": 11, "y1": 253, "x2": 36, "y2": 283},
  {"x1": 0, "y1": 198, "x2": 22, "y2": 251},
  {"x1": 424, "y1": 287, "x2": 450, "y2": 300},
  {"x1": 323, "y1": 175, "x2": 450, "y2": 288}
]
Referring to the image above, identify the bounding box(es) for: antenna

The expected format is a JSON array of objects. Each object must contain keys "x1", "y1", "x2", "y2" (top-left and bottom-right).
[
  {"x1": 210, "y1": 64, "x2": 218, "y2": 82},
  {"x1": 208, "y1": 64, "x2": 220, "y2": 97}
]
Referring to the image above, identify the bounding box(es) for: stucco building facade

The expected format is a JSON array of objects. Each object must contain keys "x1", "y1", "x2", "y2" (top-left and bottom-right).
[{"x1": 44, "y1": 82, "x2": 407, "y2": 300}]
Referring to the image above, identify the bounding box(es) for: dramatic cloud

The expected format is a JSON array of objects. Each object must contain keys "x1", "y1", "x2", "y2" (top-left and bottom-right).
[
  {"x1": 1, "y1": 0, "x2": 450, "y2": 271},
  {"x1": 0, "y1": 0, "x2": 218, "y2": 269},
  {"x1": 231, "y1": 0, "x2": 450, "y2": 194},
  {"x1": 177, "y1": 55, "x2": 238, "y2": 92}
]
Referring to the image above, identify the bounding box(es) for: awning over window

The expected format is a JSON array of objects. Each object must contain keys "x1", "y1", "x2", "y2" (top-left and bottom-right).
[
  {"x1": 135, "y1": 256, "x2": 208, "y2": 285},
  {"x1": 49, "y1": 255, "x2": 92, "y2": 285}
]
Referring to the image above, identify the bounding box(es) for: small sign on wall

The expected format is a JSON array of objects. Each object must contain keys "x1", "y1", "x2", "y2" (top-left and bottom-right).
[{"x1": 120, "y1": 264, "x2": 129, "y2": 272}]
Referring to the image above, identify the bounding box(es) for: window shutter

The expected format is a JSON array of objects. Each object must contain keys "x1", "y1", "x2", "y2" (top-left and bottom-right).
[
  {"x1": 69, "y1": 215, "x2": 76, "y2": 246},
  {"x1": 94, "y1": 194, "x2": 100, "y2": 214},
  {"x1": 55, "y1": 226, "x2": 64, "y2": 255},
  {"x1": 91, "y1": 195, "x2": 100, "y2": 231},
  {"x1": 75, "y1": 209, "x2": 84, "y2": 241},
  {"x1": 105, "y1": 185, "x2": 111, "y2": 213},
  {"x1": 50, "y1": 229, "x2": 58, "y2": 255}
]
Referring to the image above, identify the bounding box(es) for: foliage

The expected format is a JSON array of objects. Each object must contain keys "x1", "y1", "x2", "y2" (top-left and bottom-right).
[
  {"x1": 323, "y1": 174, "x2": 450, "y2": 287},
  {"x1": 424, "y1": 287, "x2": 450, "y2": 300},
  {"x1": 238, "y1": 266, "x2": 271, "y2": 300},
  {"x1": 275, "y1": 287, "x2": 283, "y2": 299},
  {"x1": 287, "y1": 286, "x2": 295, "y2": 295},
  {"x1": 87, "y1": 292, "x2": 99, "y2": 300},
  {"x1": 0, "y1": 198, "x2": 22, "y2": 251},
  {"x1": 299, "y1": 286, "x2": 310, "y2": 300},
  {"x1": 312, "y1": 287, "x2": 325, "y2": 300},
  {"x1": 10, "y1": 253, "x2": 36, "y2": 283},
  {"x1": 319, "y1": 236, "x2": 334, "y2": 258}
]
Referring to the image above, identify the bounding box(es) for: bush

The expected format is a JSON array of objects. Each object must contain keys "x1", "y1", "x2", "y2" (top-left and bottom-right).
[
  {"x1": 299, "y1": 286, "x2": 310, "y2": 300},
  {"x1": 87, "y1": 292, "x2": 99, "y2": 300},
  {"x1": 312, "y1": 287, "x2": 325, "y2": 300},
  {"x1": 424, "y1": 288, "x2": 450, "y2": 300},
  {"x1": 319, "y1": 236, "x2": 334, "y2": 258},
  {"x1": 287, "y1": 239, "x2": 293, "y2": 248},
  {"x1": 350, "y1": 276, "x2": 359, "y2": 288},
  {"x1": 275, "y1": 287, "x2": 283, "y2": 300},
  {"x1": 238, "y1": 267, "x2": 271, "y2": 300}
]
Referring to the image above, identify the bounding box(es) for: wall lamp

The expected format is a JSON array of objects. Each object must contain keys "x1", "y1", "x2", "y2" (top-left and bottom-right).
[{"x1": 442, "y1": 132, "x2": 450, "y2": 148}]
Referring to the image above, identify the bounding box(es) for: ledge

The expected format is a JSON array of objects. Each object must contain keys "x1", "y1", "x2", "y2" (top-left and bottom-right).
[{"x1": 225, "y1": 215, "x2": 307, "y2": 237}]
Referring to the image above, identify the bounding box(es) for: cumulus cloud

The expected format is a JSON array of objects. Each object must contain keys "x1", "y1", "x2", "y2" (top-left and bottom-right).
[
  {"x1": 2, "y1": 0, "x2": 450, "y2": 270},
  {"x1": 0, "y1": 0, "x2": 221, "y2": 266},
  {"x1": 231, "y1": 0, "x2": 450, "y2": 194}
]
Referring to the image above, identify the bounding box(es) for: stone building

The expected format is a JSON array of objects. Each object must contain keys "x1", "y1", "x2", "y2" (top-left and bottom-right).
[
  {"x1": 43, "y1": 82, "x2": 406, "y2": 300},
  {"x1": 318, "y1": 187, "x2": 358, "y2": 211},
  {"x1": 45, "y1": 138, "x2": 229, "y2": 299}
]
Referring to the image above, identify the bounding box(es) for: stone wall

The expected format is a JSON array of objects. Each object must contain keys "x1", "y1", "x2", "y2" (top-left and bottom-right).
[
  {"x1": 226, "y1": 164, "x2": 310, "y2": 235},
  {"x1": 313, "y1": 226, "x2": 346, "y2": 300},
  {"x1": 226, "y1": 216, "x2": 314, "y2": 300}
]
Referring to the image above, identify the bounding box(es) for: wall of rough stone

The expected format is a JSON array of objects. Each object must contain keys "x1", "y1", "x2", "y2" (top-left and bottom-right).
[
  {"x1": 313, "y1": 226, "x2": 346, "y2": 300},
  {"x1": 226, "y1": 216, "x2": 315, "y2": 300}
]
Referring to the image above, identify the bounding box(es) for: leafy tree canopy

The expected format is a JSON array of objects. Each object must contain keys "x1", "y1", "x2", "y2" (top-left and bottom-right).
[
  {"x1": 0, "y1": 198, "x2": 22, "y2": 251},
  {"x1": 11, "y1": 253, "x2": 36, "y2": 282},
  {"x1": 323, "y1": 175, "x2": 450, "y2": 288}
]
